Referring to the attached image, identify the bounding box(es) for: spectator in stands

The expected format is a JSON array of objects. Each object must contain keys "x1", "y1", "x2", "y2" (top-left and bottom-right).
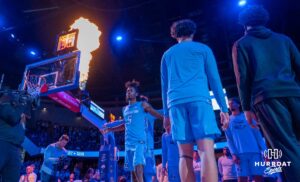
[
  {"x1": 30, "y1": 163, "x2": 39, "y2": 179},
  {"x1": 58, "y1": 164, "x2": 70, "y2": 182},
  {"x1": 68, "y1": 173, "x2": 75, "y2": 182},
  {"x1": 83, "y1": 168, "x2": 94, "y2": 182},
  {"x1": 90, "y1": 169, "x2": 100, "y2": 182},
  {"x1": 118, "y1": 176, "x2": 127, "y2": 182},
  {"x1": 73, "y1": 162, "x2": 83, "y2": 180},
  {"x1": 193, "y1": 151, "x2": 201, "y2": 182},
  {"x1": 19, "y1": 165, "x2": 37, "y2": 182},
  {"x1": 218, "y1": 147, "x2": 237, "y2": 182}
]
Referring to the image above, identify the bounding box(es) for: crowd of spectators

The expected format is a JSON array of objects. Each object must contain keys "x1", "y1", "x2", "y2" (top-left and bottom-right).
[
  {"x1": 20, "y1": 158, "x2": 131, "y2": 182},
  {"x1": 26, "y1": 120, "x2": 101, "y2": 151},
  {"x1": 26, "y1": 119, "x2": 165, "y2": 151},
  {"x1": 21, "y1": 119, "x2": 165, "y2": 181}
]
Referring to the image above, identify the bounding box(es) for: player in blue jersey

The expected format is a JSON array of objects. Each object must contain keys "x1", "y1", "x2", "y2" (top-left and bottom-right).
[
  {"x1": 161, "y1": 19, "x2": 229, "y2": 182},
  {"x1": 144, "y1": 112, "x2": 158, "y2": 182},
  {"x1": 102, "y1": 80, "x2": 163, "y2": 182},
  {"x1": 101, "y1": 102, "x2": 160, "y2": 182},
  {"x1": 162, "y1": 117, "x2": 180, "y2": 182},
  {"x1": 225, "y1": 98, "x2": 266, "y2": 182}
]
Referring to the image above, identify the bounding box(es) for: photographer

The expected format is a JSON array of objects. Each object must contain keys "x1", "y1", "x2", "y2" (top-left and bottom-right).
[
  {"x1": 0, "y1": 88, "x2": 35, "y2": 182},
  {"x1": 40, "y1": 135, "x2": 70, "y2": 182}
]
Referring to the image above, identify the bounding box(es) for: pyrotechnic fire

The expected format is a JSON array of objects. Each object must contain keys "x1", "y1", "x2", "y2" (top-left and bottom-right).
[{"x1": 70, "y1": 17, "x2": 101, "y2": 90}]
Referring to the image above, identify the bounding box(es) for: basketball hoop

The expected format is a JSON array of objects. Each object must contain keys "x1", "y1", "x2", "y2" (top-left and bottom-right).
[{"x1": 24, "y1": 75, "x2": 48, "y2": 97}]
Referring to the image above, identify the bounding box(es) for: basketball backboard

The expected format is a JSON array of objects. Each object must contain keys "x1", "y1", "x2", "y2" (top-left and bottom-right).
[{"x1": 20, "y1": 51, "x2": 81, "y2": 96}]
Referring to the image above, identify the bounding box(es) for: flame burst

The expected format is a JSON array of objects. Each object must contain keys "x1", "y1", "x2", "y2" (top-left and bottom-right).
[{"x1": 70, "y1": 17, "x2": 101, "y2": 90}]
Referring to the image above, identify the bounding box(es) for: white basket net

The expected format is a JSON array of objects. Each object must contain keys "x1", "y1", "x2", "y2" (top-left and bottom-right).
[{"x1": 25, "y1": 75, "x2": 45, "y2": 97}]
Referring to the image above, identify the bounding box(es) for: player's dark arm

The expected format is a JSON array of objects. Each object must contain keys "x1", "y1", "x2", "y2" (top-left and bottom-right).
[
  {"x1": 232, "y1": 42, "x2": 252, "y2": 111},
  {"x1": 288, "y1": 37, "x2": 300, "y2": 81},
  {"x1": 142, "y1": 102, "x2": 164, "y2": 120}
]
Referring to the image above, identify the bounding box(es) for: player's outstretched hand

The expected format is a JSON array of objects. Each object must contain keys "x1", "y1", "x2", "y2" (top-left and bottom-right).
[
  {"x1": 163, "y1": 117, "x2": 170, "y2": 127},
  {"x1": 244, "y1": 111, "x2": 258, "y2": 129},
  {"x1": 99, "y1": 128, "x2": 109, "y2": 135},
  {"x1": 220, "y1": 112, "x2": 229, "y2": 130}
]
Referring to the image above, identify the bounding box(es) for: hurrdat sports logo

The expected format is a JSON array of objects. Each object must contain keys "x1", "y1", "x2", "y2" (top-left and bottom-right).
[{"x1": 255, "y1": 149, "x2": 291, "y2": 175}]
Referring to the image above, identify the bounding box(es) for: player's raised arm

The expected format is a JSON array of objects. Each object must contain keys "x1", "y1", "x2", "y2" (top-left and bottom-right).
[{"x1": 142, "y1": 101, "x2": 163, "y2": 120}]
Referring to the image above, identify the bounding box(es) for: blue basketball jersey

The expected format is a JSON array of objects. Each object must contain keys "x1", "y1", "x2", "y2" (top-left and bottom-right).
[{"x1": 123, "y1": 101, "x2": 147, "y2": 146}]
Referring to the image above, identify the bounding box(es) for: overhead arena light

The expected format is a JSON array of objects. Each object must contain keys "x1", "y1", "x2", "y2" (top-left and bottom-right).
[{"x1": 238, "y1": 0, "x2": 247, "y2": 7}]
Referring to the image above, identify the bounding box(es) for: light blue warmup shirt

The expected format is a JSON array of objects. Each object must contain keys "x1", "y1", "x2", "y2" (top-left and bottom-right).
[
  {"x1": 161, "y1": 41, "x2": 228, "y2": 116},
  {"x1": 225, "y1": 113, "x2": 267, "y2": 155},
  {"x1": 123, "y1": 101, "x2": 147, "y2": 146},
  {"x1": 162, "y1": 132, "x2": 180, "y2": 168},
  {"x1": 40, "y1": 143, "x2": 67, "y2": 175}
]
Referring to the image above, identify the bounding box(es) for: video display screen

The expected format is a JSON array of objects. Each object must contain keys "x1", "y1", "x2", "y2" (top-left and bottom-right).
[
  {"x1": 90, "y1": 101, "x2": 105, "y2": 119},
  {"x1": 56, "y1": 29, "x2": 78, "y2": 53}
]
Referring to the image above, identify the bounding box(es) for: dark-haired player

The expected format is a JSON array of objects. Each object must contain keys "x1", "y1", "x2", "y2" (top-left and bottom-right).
[
  {"x1": 161, "y1": 19, "x2": 229, "y2": 182},
  {"x1": 225, "y1": 98, "x2": 266, "y2": 182},
  {"x1": 102, "y1": 80, "x2": 163, "y2": 182},
  {"x1": 232, "y1": 5, "x2": 300, "y2": 181}
]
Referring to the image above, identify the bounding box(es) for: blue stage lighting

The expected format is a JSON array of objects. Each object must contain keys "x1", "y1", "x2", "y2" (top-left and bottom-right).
[
  {"x1": 116, "y1": 35, "x2": 123, "y2": 41},
  {"x1": 30, "y1": 51, "x2": 36, "y2": 56},
  {"x1": 10, "y1": 34, "x2": 15, "y2": 38},
  {"x1": 238, "y1": 0, "x2": 247, "y2": 6}
]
